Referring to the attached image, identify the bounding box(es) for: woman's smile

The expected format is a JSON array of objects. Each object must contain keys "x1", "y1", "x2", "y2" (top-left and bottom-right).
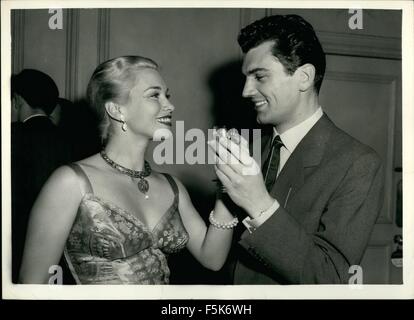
[{"x1": 156, "y1": 114, "x2": 172, "y2": 126}]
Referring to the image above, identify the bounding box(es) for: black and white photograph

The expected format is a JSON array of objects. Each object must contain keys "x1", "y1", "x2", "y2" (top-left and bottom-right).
[{"x1": 1, "y1": 0, "x2": 413, "y2": 300}]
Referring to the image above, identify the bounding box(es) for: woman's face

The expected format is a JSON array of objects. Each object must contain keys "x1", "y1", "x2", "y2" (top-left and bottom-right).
[{"x1": 122, "y1": 68, "x2": 174, "y2": 140}]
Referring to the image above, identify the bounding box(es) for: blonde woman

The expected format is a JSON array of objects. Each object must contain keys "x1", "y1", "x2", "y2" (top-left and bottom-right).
[{"x1": 19, "y1": 56, "x2": 238, "y2": 284}]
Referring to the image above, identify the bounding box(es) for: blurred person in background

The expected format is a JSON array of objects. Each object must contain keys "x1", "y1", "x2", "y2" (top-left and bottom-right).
[{"x1": 11, "y1": 69, "x2": 72, "y2": 282}]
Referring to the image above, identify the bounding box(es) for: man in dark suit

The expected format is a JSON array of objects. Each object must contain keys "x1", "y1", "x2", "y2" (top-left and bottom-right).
[
  {"x1": 211, "y1": 15, "x2": 383, "y2": 284},
  {"x1": 11, "y1": 69, "x2": 72, "y2": 283}
]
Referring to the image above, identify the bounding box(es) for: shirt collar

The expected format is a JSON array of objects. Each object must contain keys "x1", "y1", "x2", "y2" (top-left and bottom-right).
[
  {"x1": 22, "y1": 114, "x2": 48, "y2": 123},
  {"x1": 273, "y1": 107, "x2": 323, "y2": 153}
]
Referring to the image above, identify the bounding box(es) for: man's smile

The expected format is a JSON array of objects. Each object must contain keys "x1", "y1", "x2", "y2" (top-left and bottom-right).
[{"x1": 253, "y1": 99, "x2": 268, "y2": 111}]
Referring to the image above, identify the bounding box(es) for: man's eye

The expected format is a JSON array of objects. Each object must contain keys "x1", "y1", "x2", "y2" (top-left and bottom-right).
[
  {"x1": 255, "y1": 75, "x2": 266, "y2": 81},
  {"x1": 151, "y1": 93, "x2": 160, "y2": 98}
]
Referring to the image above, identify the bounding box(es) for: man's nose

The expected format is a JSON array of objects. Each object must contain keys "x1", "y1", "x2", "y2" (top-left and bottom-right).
[{"x1": 242, "y1": 79, "x2": 256, "y2": 98}]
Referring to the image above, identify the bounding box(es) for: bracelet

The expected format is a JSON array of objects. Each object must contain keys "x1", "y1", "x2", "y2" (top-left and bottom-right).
[{"x1": 209, "y1": 211, "x2": 239, "y2": 229}]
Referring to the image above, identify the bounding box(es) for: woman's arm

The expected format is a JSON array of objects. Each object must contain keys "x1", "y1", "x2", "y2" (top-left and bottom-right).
[
  {"x1": 173, "y1": 177, "x2": 235, "y2": 271},
  {"x1": 19, "y1": 166, "x2": 82, "y2": 284}
]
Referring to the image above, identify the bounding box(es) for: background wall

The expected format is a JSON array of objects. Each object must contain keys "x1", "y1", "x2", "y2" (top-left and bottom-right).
[{"x1": 11, "y1": 8, "x2": 402, "y2": 284}]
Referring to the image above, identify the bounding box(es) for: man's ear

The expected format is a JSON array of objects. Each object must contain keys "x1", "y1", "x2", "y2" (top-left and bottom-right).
[
  {"x1": 105, "y1": 101, "x2": 123, "y2": 121},
  {"x1": 297, "y1": 63, "x2": 316, "y2": 92},
  {"x1": 12, "y1": 94, "x2": 23, "y2": 109},
  {"x1": 11, "y1": 94, "x2": 22, "y2": 122}
]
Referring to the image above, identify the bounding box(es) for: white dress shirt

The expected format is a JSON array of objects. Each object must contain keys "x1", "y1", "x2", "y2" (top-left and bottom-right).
[
  {"x1": 275, "y1": 107, "x2": 324, "y2": 176},
  {"x1": 243, "y1": 107, "x2": 324, "y2": 233}
]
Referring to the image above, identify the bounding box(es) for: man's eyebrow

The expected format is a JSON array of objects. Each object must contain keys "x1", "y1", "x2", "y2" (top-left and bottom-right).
[{"x1": 246, "y1": 68, "x2": 269, "y2": 75}]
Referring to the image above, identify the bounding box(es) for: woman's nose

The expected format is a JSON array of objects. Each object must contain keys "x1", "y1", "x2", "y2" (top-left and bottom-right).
[{"x1": 164, "y1": 99, "x2": 175, "y2": 112}]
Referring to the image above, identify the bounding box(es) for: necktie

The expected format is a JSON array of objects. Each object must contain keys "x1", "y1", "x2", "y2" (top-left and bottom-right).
[{"x1": 263, "y1": 135, "x2": 284, "y2": 191}]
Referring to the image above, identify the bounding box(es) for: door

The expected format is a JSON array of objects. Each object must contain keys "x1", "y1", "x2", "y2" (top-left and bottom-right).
[{"x1": 320, "y1": 55, "x2": 402, "y2": 284}]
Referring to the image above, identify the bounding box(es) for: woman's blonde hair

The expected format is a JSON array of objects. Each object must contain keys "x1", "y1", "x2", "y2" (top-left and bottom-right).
[{"x1": 87, "y1": 55, "x2": 158, "y2": 143}]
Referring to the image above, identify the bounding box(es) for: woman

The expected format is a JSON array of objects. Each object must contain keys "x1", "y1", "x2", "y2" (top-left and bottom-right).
[{"x1": 19, "y1": 56, "x2": 238, "y2": 284}]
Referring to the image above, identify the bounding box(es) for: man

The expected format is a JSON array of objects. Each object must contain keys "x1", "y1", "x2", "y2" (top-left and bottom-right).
[
  {"x1": 211, "y1": 15, "x2": 383, "y2": 284},
  {"x1": 11, "y1": 69, "x2": 72, "y2": 283}
]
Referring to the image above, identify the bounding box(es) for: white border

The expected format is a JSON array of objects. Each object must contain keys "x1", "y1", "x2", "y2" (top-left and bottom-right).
[{"x1": 2, "y1": 0, "x2": 414, "y2": 300}]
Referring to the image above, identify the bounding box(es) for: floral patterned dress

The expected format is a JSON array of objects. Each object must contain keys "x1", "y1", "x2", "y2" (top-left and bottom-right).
[{"x1": 64, "y1": 164, "x2": 189, "y2": 284}]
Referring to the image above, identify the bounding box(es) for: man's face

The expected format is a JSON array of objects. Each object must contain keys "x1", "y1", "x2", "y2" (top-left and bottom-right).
[{"x1": 242, "y1": 41, "x2": 302, "y2": 130}]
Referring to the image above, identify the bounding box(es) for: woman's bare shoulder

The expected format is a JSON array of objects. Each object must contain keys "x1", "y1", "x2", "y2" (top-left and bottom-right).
[
  {"x1": 74, "y1": 153, "x2": 102, "y2": 168},
  {"x1": 71, "y1": 153, "x2": 111, "y2": 176},
  {"x1": 33, "y1": 164, "x2": 85, "y2": 208},
  {"x1": 43, "y1": 165, "x2": 81, "y2": 194},
  {"x1": 44, "y1": 154, "x2": 95, "y2": 184},
  {"x1": 45, "y1": 154, "x2": 99, "y2": 192}
]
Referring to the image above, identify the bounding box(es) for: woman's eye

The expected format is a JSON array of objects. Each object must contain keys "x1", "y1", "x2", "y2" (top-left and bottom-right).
[
  {"x1": 255, "y1": 75, "x2": 266, "y2": 81},
  {"x1": 166, "y1": 94, "x2": 171, "y2": 99},
  {"x1": 151, "y1": 93, "x2": 160, "y2": 99}
]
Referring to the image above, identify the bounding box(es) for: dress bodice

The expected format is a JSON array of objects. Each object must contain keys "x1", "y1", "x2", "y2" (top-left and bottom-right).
[{"x1": 64, "y1": 164, "x2": 189, "y2": 284}]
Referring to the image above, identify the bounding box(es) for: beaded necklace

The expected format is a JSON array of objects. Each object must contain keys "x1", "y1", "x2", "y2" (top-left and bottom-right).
[{"x1": 100, "y1": 150, "x2": 152, "y2": 199}]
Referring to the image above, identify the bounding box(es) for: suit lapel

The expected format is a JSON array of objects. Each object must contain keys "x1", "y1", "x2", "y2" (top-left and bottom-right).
[
  {"x1": 269, "y1": 114, "x2": 333, "y2": 208},
  {"x1": 271, "y1": 150, "x2": 304, "y2": 208}
]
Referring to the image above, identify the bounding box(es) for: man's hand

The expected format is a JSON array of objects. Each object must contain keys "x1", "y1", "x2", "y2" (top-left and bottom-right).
[{"x1": 208, "y1": 134, "x2": 275, "y2": 218}]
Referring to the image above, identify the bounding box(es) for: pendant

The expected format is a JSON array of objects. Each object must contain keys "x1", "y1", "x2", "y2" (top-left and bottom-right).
[{"x1": 137, "y1": 178, "x2": 149, "y2": 198}]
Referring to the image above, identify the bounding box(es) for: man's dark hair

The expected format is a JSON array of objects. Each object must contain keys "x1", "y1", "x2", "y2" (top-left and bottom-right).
[
  {"x1": 11, "y1": 69, "x2": 59, "y2": 115},
  {"x1": 238, "y1": 14, "x2": 326, "y2": 93}
]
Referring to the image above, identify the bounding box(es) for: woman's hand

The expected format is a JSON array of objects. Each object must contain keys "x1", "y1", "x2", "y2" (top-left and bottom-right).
[{"x1": 208, "y1": 134, "x2": 274, "y2": 219}]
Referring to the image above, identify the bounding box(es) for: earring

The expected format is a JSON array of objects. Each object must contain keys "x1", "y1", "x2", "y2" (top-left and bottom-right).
[{"x1": 120, "y1": 114, "x2": 127, "y2": 132}]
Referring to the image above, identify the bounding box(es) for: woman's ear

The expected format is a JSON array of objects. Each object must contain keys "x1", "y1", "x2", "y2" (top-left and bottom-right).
[
  {"x1": 105, "y1": 101, "x2": 123, "y2": 121},
  {"x1": 297, "y1": 63, "x2": 316, "y2": 92}
]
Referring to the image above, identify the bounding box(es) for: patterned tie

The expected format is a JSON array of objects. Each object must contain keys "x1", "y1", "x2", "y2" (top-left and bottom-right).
[{"x1": 263, "y1": 135, "x2": 284, "y2": 191}]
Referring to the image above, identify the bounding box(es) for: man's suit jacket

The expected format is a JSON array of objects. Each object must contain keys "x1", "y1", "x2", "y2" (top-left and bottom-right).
[
  {"x1": 233, "y1": 114, "x2": 383, "y2": 284},
  {"x1": 11, "y1": 116, "x2": 72, "y2": 282}
]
